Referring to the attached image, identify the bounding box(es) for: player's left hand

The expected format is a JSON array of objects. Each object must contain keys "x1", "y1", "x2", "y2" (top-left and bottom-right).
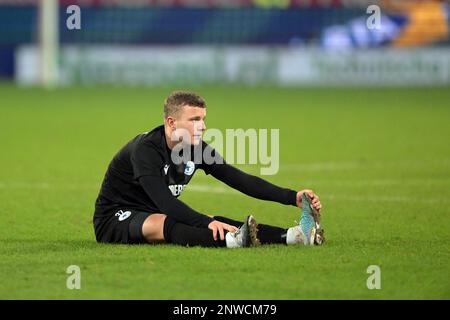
[{"x1": 296, "y1": 189, "x2": 321, "y2": 211}]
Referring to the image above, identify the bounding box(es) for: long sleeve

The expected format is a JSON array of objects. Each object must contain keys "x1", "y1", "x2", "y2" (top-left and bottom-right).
[
  {"x1": 207, "y1": 162, "x2": 297, "y2": 206},
  {"x1": 139, "y1": 175, "x2": 214, "y2": 228}
]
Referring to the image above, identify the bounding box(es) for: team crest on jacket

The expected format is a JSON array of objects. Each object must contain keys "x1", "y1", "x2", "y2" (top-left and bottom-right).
[{"x1": 184, "y1": 161, "x2": 195, "y2": 176}]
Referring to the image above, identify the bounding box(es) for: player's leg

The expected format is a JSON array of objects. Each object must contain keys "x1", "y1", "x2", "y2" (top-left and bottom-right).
[
  {"x1": 213, "y1": 215, "x2": 288, "y2": 245},
  {"x1": 94, "y1": 209, "x2": 227, "y2": 246},
  {"x1": 139, "y1": 214, "x2": 259, "y2": 248},
  {"x1": 94, "y1": 209, "x2": 153, "y2": 244},
  {"x1": 298, "y1": 193, "x2": 325, "y2": 245},
  {"x1": 137, "y1": 213, "x2": 224, "y2": 246},
  {"x1": 162, "y1": 216, "x2": 226, "y2": 247},
  {"x1": 139, "y1": 213, "x2": 166, "y2": 243},
  {"x1": 137, "y1": 213, "x2": 221, "y2": 246},
  {"x1": 214, "y1": 194, "x2": 325, "y2": 246}
]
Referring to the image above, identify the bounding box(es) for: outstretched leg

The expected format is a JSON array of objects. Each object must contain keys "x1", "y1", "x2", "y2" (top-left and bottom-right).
[
  {"x1": 140, "y1": 214, "x2": 258, "y2": 248},
  {"x1": 139, "y1": 214, "x2": 225, "y2": 247},
  {"x1": 138, "y1": 209, "x2": 323, "y2": 247},
  {"x1": 163, "y1": 216, "x2": 227, "y2": 247},
  {"x1": 214, "y1": 216, "x2": 289, "y2": 245},
  {"x1": 214, "y1": 201, "x2": 325, "y2": 246}
]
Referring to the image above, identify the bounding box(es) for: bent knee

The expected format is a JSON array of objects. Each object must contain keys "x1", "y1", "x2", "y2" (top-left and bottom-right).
[{"x1": 142, "y1": 213, "x2": 167, "y2": 243}]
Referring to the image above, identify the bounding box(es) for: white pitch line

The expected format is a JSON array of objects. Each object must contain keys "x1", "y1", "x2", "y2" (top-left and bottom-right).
[
  {"x1": 186, "y1": 184, "x2": 231, "y2": 194},
  {"x1": 324, "y1": 194, "x2": 450, "y2": 205},
  {"x1": 1, "y1": 181, "x2": 449, "y2": 205},
  {"x1": 237, "y1": 159, "x2": 450, "y2": 172},
  {"x1": 287, "y1": 179, "x2": 450, "y2": 187},
  {"x1": 188, "y1": 186, "x2": 450, "y2": 205}
]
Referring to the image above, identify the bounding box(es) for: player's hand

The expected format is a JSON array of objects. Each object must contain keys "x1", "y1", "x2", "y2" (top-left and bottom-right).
[
  {"x1": 296, "y1": 189, "x2": 322, "y2": 211},
  {"x1": 208, "y1": 221, "x2": 239, "y2": 241}
]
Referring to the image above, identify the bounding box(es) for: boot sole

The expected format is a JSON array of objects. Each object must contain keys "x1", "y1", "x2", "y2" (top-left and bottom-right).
[
  {"x1": 303, "y1": 196, "x2": 325, "y2": 245},
  {"x1": 247, "y1": 216, "x2": 261, "y2": 247},
  {"x1": 304, "y1": 195, "x2": 321, "y2": 225}
]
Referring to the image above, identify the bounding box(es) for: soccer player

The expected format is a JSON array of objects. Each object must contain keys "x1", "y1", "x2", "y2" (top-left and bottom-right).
[{"x1": 93, "y1": 91, "x2": 324, "y2": 248}]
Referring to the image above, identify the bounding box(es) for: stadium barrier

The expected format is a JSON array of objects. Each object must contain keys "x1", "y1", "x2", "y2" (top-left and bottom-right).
[{"x1": 16, "y1": 45, "x2": 450, "y2": 86}]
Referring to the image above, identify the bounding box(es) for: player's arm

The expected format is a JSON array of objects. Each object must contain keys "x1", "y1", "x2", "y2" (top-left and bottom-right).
[
  {"x1": 201, "y1": 143, "x2": 321, "y2": 211},
  {"x1": 132, "y1": 142, "x2": 213, "y2": 228},
  {"x1": 139, "y1": 176, "x2": 238, "y2": 240},
  {"x1": 138, "y1": 175, "x2": 214, "y2": 228},
  {"x1": 209, "y1": 163, "x2": 322, "y2": 211},
  {"x1": 208, "y1": 161, "x2": 297, "y2": 206},
  {"x1": 131, "y1": 141, "x2": 237, "y2": 239}
]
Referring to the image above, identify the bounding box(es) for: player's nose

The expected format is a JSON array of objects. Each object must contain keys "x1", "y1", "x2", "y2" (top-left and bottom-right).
[{"x1": 199, "y1": 120, "x2": 206, "y2": 132}]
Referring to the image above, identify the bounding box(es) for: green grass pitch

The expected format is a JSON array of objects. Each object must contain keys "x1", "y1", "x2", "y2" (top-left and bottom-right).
[{"x1": 0, "y1": 84, "x2": 449, "y2": 299}]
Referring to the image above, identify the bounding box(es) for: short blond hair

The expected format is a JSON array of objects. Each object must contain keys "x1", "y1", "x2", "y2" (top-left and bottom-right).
[{"x1": 164, "y1": 91, "x2": 206, "y2": 118}]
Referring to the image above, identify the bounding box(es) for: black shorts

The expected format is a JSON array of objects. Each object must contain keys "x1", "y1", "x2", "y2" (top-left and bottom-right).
[{"x1": 93, "y1": 208, "x2": 155, "y2": 244}]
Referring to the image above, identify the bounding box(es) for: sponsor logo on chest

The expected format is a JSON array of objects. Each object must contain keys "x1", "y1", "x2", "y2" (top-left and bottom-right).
[{"x1": 168, "y1": 184, "x2": 186, "y2": 197}]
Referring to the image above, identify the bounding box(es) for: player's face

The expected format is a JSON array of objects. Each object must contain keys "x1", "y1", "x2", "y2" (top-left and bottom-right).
[{"x1": 175, "y1": 105, "x2": 206, "y2": 145}]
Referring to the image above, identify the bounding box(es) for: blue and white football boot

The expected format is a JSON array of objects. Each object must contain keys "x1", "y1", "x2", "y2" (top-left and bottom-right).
[{"x1": 300, "y1": 193, "x2": 325, "y2": 245}]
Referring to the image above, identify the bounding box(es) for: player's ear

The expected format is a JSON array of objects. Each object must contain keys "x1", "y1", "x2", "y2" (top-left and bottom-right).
[{"x1": 165, "y1": 116, "x2": 176, "y2": 130}]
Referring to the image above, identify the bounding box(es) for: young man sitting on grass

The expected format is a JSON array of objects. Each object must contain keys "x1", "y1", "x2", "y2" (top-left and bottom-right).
[{"x1": 93, "y1": 91, "x2": 324, "y2": 248}]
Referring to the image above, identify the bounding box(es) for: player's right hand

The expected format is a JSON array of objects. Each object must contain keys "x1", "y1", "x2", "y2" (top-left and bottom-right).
[
  {"x1": 208, "y1": 221, "x2": 239, "y2": 241},
  {"x1": 296, "y1": 189, "x2": 322, "y2": 212}
]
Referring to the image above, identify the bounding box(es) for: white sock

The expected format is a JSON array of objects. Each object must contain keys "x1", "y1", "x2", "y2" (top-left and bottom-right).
[
  {"x1": 225, "y1": 231, "x2": 241, "y2": 248},
  {"x1": 286, "y1": 226, "x2": 304, "y2": 245}
]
